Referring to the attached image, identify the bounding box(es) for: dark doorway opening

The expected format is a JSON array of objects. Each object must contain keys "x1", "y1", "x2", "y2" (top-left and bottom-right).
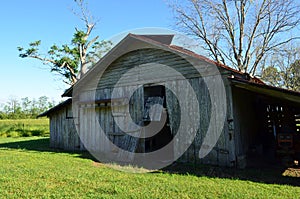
[
  {"x1": 233, "y1": 87, "x2": 300, "y2": 168},
  {"x1": 143, "y1": 85, "x2": 173, "y2": 153},
  {"x1": 262, "y1": 104, "x2": 300, "y2": 165}
]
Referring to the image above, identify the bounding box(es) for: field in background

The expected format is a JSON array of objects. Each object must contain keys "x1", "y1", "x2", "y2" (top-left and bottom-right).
[
  {"x1": 0, "y1": 137, "x2": 299, "y2": 198},
  {"x1": 0, "y1": 118, "x2": 49, "y2": 137}
]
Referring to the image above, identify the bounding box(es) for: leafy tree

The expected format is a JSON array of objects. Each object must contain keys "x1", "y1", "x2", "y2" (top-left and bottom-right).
[
  {"x1": 261, "y1": 45, "x2": 300, "y2": 91},
  {"x1": 261, "y1": 67, "x2": 281, "y2": 87},
  {"x1": 170, "y1": 0, "x2": 300, "y2": 76},
  {"x1": 0, "y1": 96, "x2": 57, "y2": 119},
  {"x1": 37, "y1": 96, "x2": 54, "y2": 114},
  {"x1": 2, "y1": 97, "x2": 23, "y2": 119},
  {"x1": 21, "y1": 97, "x2": 32, "y2": 116},
  {"x1": 17, "y1": 0, "x2": 111, "y2": 85}
]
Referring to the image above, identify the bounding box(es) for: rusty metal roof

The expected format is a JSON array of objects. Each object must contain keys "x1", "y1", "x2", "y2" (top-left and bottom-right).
[
  {"x1": 62, "y1": 33, "x2": 265, "y2": 97},
  {"x1": 43, "y1": 34, "x2": 300, "y2": 116},
  {"x1": 131, "y1": 34, "x2": 265, "y2": 84}
]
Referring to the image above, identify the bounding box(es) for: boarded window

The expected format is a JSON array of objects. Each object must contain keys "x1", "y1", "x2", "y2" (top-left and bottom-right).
[{"x1": 66, "y1": 105, "x2": 73, "y2": 119}]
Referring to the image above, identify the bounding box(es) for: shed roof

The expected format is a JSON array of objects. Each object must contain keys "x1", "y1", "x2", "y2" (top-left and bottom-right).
[
  {"x1": 37, "y1": 98, "x2": 72, "y2": 117},
  {"x1": 229, "y1": 77, "x2": 300, "y2": 106}
]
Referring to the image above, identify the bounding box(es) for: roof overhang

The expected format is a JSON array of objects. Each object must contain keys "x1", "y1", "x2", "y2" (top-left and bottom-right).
[
  {"x1": 37, "y1": 98, "x2": 72, "y2": 117},
  {"x1": 230, "y1": 77, "x2": 300, "y2": 106}
]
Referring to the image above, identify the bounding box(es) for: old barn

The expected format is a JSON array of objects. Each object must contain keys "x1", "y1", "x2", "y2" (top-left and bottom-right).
[{"x1": 39, "y1": 34, "x2": 300, "y2": 168}]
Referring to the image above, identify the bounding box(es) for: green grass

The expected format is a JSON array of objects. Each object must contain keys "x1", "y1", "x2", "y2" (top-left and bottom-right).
[
  {"x1": 0, "y1": 137, "x2": 299, "y2": 198},
  {"x1": 0, "y1": 118, "x2": 49, "y2": 137}
]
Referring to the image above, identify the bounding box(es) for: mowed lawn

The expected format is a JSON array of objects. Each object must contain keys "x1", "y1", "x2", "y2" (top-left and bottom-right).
[{"x1": 0, "y1": 137, "x2": 300, "y2": 198}]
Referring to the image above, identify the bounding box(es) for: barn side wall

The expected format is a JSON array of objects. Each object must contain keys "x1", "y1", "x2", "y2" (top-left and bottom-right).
[
  {"x1": 232, "y1": 87, "x2": 260, "y2": 167},
  {"x1": 49, "y1": 103, "x2": 80, "y2": 151}
]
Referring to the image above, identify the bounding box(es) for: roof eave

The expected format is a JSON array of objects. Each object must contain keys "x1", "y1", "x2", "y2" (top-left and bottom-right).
[
  {"x1": 37, "y1": 98, "x2": 72, "y2": 117},
  {"x1": 229, "y1": 77, "x2": 300, "y2": 105}
]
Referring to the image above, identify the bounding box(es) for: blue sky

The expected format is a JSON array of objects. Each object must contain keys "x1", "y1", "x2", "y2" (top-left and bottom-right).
[{"x1": 0, "y1": 0, "x2": 174, "y2": 104}]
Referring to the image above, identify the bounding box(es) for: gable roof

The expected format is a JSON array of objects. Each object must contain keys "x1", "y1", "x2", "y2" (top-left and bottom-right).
[{"x1": 62, "y1": 33, "x2": 263, "y2": 97}]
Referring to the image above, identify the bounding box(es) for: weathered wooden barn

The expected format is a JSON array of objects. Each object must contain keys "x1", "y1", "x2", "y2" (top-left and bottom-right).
[{"x1": 40, "y1": 34, "x2": 300, "y2": 168}]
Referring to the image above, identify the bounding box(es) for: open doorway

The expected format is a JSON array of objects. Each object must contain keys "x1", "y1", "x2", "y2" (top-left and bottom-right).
[
  {"x1": 143, "y1": 85, "x2": 173, "y2": 153},
  {"x1": 233, "y1": 87, "x2": 300, "y2": 167},
  {"x1": 265, "y1": 104, "x2": 300, "y2": 164}
]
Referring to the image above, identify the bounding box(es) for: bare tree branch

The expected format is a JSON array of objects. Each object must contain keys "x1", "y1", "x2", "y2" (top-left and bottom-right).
[{"x1": 170, "y1": 0, "x2": 300, "y2": 75}]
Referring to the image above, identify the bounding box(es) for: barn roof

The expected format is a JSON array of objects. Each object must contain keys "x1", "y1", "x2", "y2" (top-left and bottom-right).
[
  {"x1": 62, "y1": 33, "x2": 263, "y2": 97},
  {"x1": 42, "y1": 34, "x2": 300, "y2": 116}
]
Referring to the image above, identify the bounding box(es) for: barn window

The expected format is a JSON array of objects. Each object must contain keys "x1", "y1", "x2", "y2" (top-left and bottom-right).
[{"x1": 66, "y1": 105, "x2": 73, "y2": 119}]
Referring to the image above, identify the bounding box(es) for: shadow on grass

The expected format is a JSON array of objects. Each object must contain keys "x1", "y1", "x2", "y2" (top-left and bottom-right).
[
  {"x1": 1, "y1": 138, "x2": 299, "y2": 186},
  {"x1": 0, "y1": 137, "x2": 95, "y2": 161},
  {"x1": 161, "y1": 163, "x2": 300, "y2": 187}
]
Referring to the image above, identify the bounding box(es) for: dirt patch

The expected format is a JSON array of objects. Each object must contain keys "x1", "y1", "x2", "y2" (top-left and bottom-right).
[
  {"x1": 282, "y1": 168, "x2": 300, "y2": 177},
  {"x1": 92, "y1": 161, "x2": 105, "y2": 167}
]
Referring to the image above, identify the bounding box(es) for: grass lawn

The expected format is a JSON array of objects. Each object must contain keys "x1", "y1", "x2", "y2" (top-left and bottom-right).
[
  {"x1": 0, "y1": 137, "x2": 300, "y2": 198},
  {"x1": 0, "y1": 118, "x2": 49, "y2": 137}
]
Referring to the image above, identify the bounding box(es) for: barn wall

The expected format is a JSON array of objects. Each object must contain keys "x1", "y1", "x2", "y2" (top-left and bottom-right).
[
  {"x1": 75, "y1": 48, "x2": 234, "y2": 166},
  {"x1": 232, "y1": 87, "x2": 259, "y2": 166},
  {"x1": 76, "y1": 85, "x2": 144, "y2": 162},
  {"x1": 49, "y1": 103, "x2": 80, "y2": 151}
]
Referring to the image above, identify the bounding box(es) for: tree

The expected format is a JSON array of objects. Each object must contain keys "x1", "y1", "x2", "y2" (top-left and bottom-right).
[
  {"x1": 37, "y1": 96, "x2": 54, "y2": 113},
  {"x1": 2, "y1": 97, "x2": 23, "y2": 119},
  {"x1": 170, "y1": 0, "x2": 300, "y2": 76},
  {"x1": 21, "y1": 97, "x2": 32, "y2": 116},
  {"x1": 0, "y1": 96, "x2": 57, "y2": 119},
  {"x1": 17, "y1": 0, "x2": 111, "y2": 85},
  {"x1": 261, "y1": 45, "x2": 300, "y2": 91}
]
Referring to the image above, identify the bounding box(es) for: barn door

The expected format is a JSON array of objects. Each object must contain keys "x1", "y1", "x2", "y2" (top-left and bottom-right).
[
  {"x1": 165, "y1": 79, "x2": 200, "y2": 163},
  {"x1": 112, "y1": 85, "x2": 144, "y2": 162}
]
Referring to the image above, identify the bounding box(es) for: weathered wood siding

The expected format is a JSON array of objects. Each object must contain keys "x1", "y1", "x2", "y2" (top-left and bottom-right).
[
  {"x1": 75, "y1": 48, "x2": 234, "y2": 166},
  {"x1": 49, "y1": 103, "x2": 80, "y2": 150},
  {"x1": 77, "y1": 86, "x2": 144, "y2": 162},
  {"x1": 232, "y1": 87, "x2": 259, "y2": 168},
  {"x1": 166, "y1": 76, "x2": 235, "y2": 166}
]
